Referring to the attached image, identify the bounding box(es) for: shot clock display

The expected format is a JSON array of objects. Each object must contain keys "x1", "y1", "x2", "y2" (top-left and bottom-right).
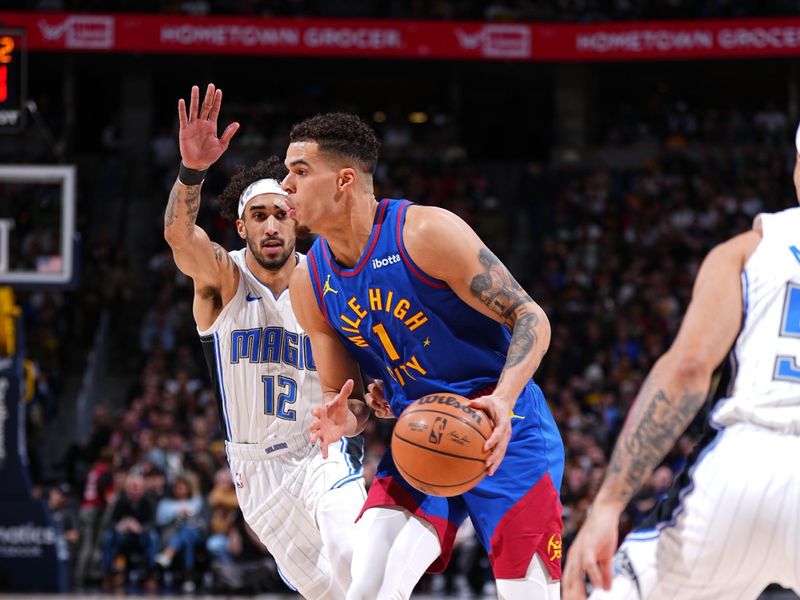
[{"x1": 0, "y1": 29, "x2": 26, "y2": 134}]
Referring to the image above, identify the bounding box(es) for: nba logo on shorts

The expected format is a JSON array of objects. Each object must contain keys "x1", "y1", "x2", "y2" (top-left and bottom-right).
[{"x1": 234, "y1": 472, "x2": 245, "y2": 488}]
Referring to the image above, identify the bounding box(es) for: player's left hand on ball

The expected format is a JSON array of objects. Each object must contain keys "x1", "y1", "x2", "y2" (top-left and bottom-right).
[
  {"x1": 310, "y1": 378, "x2": 353, "y2": 459},
  {"x1": 366, "y1": 380, "x2": 393, "y2": 419},
  {"x1": 468, "y1": 394, "x2": 512, "y2": 476}
]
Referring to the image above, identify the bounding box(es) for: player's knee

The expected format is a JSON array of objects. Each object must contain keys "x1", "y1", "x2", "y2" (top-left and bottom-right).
[{"x1": 327, "y1": 537, "x2": 353, "y2": 588}]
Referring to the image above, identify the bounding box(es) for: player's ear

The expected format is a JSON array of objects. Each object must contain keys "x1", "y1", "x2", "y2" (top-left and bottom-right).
[
  {"x1": 337, "y1": 168, "x2": 356, "y2": 191},
  {"x1": 236, "y1": 218, "x2": 246, "y2": 240}
]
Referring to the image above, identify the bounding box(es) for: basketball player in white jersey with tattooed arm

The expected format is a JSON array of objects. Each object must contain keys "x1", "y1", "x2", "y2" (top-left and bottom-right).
[
  {"x1": 563, "y1": 130, "x2": 800, "y2": 600},
  {"x1": 163, "y1": 83, "x2": 368, "y2": 600}
]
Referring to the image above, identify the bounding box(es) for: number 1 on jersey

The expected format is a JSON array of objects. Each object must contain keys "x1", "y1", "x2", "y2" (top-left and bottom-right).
[
  {"x1": 372, "y1": 322, "x2": 400, "y2": 361},
  {"x1": 262, "y1": 375, "x2": 297, "y2": 420},
  {"x1": 774, "y1": 282, "x2": 800, "y2": 383}
]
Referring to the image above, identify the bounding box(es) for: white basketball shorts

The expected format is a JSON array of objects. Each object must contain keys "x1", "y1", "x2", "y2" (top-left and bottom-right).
[
  {"x1": 591, "y1": 423, "x2": 800, "y2": 600},
  {"x1": 227, "y1": 434, "x2": 366, "y2": 599}
]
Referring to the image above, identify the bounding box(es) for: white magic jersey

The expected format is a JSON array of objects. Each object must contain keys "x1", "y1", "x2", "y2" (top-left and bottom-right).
[
  {"x1": 712, "y1": 206, "x2": 800, "y2": 432},
  {"x1": 198, "y1": 249, "x2": 319, "y2": 443}
]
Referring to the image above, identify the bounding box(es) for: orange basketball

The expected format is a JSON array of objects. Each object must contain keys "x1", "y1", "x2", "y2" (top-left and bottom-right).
[{"x1": 391, "y1": 392, "x2": 492, "y2": 497}]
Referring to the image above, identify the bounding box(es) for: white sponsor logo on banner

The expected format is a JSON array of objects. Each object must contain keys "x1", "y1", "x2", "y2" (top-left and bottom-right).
[
  {"x1": 160, "y1": 25, "x2": 300, "y2": 47},
  {"x1": 455, "y1": 24, "x2": 531, "y2": 58},
  {"x1": 0, "y1": 523, "x2": 57, "y2": 545},
  {"x1": 303, "y1": 27, "x2": 402, "y2": 49},
  {"x1": 575, "y1": 29, "x2": 714, "y2": 53},
  {"x1": 0, "y1": 523, "x2": 57, "y2": 558},
  {"x1": 37, "y1": 15, "x2": 115, "y2": 49},
  {"x1": 159, "y1": 24, "x2": 403, "y2": 50},
  {"x1": 718, "y1": 26, "x2": 800, "y2": 50}
]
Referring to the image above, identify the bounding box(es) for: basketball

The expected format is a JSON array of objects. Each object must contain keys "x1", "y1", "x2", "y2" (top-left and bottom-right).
[{"x1": 391, "y1": 392, "x2": 492, "y2": 497}]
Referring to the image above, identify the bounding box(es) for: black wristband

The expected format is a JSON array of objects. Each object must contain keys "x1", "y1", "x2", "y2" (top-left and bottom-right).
[{"x1": 178, "y1": 162, "x2": 207, "y2": 186}]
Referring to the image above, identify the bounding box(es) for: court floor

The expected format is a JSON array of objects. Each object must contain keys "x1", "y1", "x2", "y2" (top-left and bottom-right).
[{"x1": 0, "y1": 592, "x2": 797, "y2": 599}]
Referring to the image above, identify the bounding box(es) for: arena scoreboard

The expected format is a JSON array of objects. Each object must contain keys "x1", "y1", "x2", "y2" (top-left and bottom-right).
[{"x1": 0, "y1": 29, "x2": 26, "y2": 134}]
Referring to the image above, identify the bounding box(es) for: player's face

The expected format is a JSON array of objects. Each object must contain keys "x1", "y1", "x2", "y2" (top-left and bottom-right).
[
  {"x1": 281, "y1": 142, "x2": 339, "y2": 233},
  {"x1": 238, "y1": 195, "x2": 297, "y2": 271}
]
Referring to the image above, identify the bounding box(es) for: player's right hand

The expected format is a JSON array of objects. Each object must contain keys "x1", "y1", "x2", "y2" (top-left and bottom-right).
[
  {"x1": 562, "y1": 502, "x2": 620, "y2": 600},
  {"x1": 366, "y1": 380, "x2": 393, "y2": 419},
  {"x1": 310, "y1": 378, "x2": 353, "y2": 458},
  {"x1": 177, "y1": 83, "x2": 240, "y2": 171}
]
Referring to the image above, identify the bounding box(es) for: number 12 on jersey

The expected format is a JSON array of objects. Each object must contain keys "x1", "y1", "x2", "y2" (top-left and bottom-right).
[
  {"x1": 774, "y1": 282, "x2": 800, "y2": 383},
  {"x1": 262, "y1": 375, "x2": 297, "y2": 420}
]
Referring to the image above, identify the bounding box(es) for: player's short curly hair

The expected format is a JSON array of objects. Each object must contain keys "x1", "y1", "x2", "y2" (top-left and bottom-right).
[
  {"x1": 289, "y1": 113, "x2": 381, "y2": 174},
  {"x1": 217, "y1": 156, "x2": 288, "y2": 221}
]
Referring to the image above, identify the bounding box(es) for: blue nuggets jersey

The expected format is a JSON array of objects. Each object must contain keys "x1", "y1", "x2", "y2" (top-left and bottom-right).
[{"x1": 307, "y1": 199, "x2": 523, "y2": 415}]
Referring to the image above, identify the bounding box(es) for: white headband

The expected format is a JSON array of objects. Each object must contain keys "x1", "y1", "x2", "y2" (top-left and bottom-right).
[
  {"x1": 238, "y1": 178, "x2": 287, "y2": 218},
  {"x1": 795, "y1": 122, "x2": 800, "y2": 154}
]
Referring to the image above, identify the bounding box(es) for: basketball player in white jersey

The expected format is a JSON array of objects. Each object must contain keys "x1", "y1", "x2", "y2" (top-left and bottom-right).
[
  {"x1": 562, "y1": 129, "x2": 800, "y2": 600},
  {"x1": 163, "y1": 84, "x2": 368, "y2": 599}
]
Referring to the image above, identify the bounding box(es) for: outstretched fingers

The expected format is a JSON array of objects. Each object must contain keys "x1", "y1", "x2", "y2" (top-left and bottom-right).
[
  {"x1": 220, "y1": 122, "x2": 240, "y2": 149},
  {"x1": 177, "y1": 98, "x2": 189, "y2": 130},
  {"x1": 336, "y1": 378, "x2": 355, "y2": 404},
  {"x1": 199, "y1": 83, "x2": 216, "y2": 121},
  {"x1": 310, "y1": 407, "x2": 329, "y2": 458},
  {"x1": 187, "y1": 85, "x2": 199, "y2": 123},
  {"x1": 208, "y1": 88, "x2": 223, "y2": 124}
]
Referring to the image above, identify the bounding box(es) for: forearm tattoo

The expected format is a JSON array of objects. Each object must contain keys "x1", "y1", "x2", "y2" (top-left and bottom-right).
[
  {"x1": 165, "y1": 180, "x2": 202, "y2": 235},
  {"x1": 606, "y1": 384, "x2": 705, "y2": 504},
  {"x1": 470, "y1": 248, "x2": 540, "y2": 371}
]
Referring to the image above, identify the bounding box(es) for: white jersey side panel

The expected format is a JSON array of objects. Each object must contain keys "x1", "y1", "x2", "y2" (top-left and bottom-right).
[
  {"x1": 712, "y1": 206, "x2": 800, "y2": 432},
  {"x1": 199, "y1": 249, "x2": 320, "y2": 444}
]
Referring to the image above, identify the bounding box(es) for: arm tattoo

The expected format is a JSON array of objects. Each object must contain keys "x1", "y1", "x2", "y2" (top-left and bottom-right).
[
  {"x1": 469, "y1": 248, "x2": 540, "y2": 372},
  {"x1": 506, "y1": 312, "x2": 539, "y2": 370},
  {"x1": 165, "y1": 187, "x2": 178, "y2": 227},
  {"x1": 164, "y1": 180, "x2": 202, "y2": 233},
  {"x1": 606, "y1": 385, "x2": 705, "y2": 504},
  {"x1": 210, "y1": 242, "x2": 230, "y2": 266}
]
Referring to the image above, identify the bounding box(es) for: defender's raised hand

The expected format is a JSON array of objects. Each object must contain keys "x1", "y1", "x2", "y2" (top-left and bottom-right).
[{"x1": 177, "y1": 84, "x2": 240, "y2": 171}]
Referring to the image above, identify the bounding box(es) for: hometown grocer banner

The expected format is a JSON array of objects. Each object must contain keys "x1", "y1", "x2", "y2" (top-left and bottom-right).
[{"x1": 1, "y1": 11, "x2": 800, "y2": 61}]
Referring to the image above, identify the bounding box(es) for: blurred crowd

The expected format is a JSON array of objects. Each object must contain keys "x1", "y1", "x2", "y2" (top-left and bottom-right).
[
  {"x1": 601, "y1": 99, "x2": 793, "y2": 148},
  {"x1": 21, "y1": 94, "x2": 789, "y2": 596},
  {"x1": 7, "y1": 0, "x2": 800, "y2": 21},
  {"x1": 532, "y1": 140, "x2": 792, "y2": 551}
]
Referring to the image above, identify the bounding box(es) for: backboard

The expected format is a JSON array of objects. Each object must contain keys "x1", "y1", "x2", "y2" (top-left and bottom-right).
[{"x1": 0, "y1": 165, "x2": 76, "y2": 287}]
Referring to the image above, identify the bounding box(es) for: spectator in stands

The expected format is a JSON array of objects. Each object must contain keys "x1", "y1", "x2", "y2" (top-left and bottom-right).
[
  {"x1": 74, "y1": 447, "x2": 115, "y2": 588},
  {"x1": 100, "y1": 471, "x2": 159, "y2": 590},
  {"x1": 154, "y1": 474, "x2": 209, "y2": 593},
  {"x1": 48, "y1": 482, "x2": 80, "y2": 581},
  {"x1": 206, "y1": 468, "x2": 239, "y2": 564}
]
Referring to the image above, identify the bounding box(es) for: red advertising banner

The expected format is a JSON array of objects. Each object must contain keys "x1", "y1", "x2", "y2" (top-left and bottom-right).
[
  {"x1": 536, "y1": 19, "x2": 800, "y2": 61},
  {"x1": 1, "y1": 11, "x2": 800, "y2": 61}
]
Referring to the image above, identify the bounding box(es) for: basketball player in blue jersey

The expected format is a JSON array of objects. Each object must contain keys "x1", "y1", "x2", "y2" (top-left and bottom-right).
[
  {"x1": 280, "y1": 113, "x2": 564, "y2": 600},
  {"x1": 164, "y1": 85, "x2": 368, "y2": 599},
  {"x1": 562, "y1": 130, "x2": 800, "y2": 599}
]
